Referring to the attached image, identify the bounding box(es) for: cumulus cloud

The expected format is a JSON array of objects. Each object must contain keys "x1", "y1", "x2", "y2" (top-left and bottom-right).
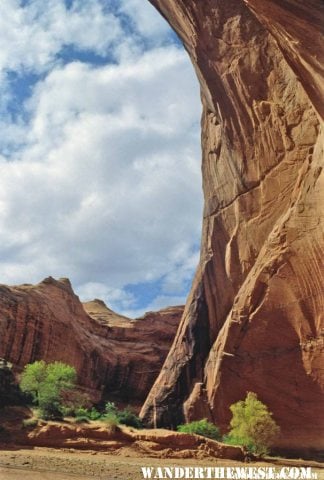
[
  {"x1": 0, "y1": 0, "x2": 202, "y2": 316},
  {"x1": 77, "y1": 282, "x2": 136, "y2": 310},
  {"x1": 0, "y1": 0, "x2": 122, "y2": 75},
  {"x1": 118, "y1": 0, "x2": 172, "y2": 40}
]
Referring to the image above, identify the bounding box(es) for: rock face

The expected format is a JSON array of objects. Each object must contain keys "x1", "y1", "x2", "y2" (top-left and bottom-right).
[
  {"x1": 0, "y1": 277, "x2": 182, "y2": 405},
  {"x1": 141, "y1": 0, "x2": 324, "y2": 453}
]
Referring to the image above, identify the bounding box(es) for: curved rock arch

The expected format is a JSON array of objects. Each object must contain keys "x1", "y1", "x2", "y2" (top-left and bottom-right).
[{"x1": 140, "y1": 0, "x2": 324, "y2": 454}]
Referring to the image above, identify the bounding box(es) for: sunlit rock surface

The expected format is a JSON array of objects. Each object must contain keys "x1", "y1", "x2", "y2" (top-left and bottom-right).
[
  {"x1": 0, "y1": 277, "x2": 182, "y2": 405},
  {"x1": 141, "y1": 0, "x2": 324, "y2": 453}
]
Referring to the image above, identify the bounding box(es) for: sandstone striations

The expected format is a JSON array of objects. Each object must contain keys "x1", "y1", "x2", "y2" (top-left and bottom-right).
[
  {"x1": 0, "y1": 277, "x2": 182, "y2": 405},
  {"x1": 141, "y1": 0, "x2": 324, "y2": 453}
]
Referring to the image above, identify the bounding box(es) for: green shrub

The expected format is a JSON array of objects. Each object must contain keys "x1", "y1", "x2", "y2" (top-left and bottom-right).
[
  {"x1": 177, "y1": 419, "x2": 221, "y2": 441},
  {"x1": 60, "y1": 406, "x2": 75, "y2": 417},
  {"x1": 104, "y1": 402, "x2": 118, "y2": 417},
  {"x1": 20, "y1": 360, "x2": 77, "y2": 420},
  {"x1": 102, "y1": 412, "x2": 119, "y2": 424},
  {"x1": 38, "y1": 382, "x2": 62, "y2": 419},
  {"x1": 104, "y1": 402, "x2": 142, "y2": 429},
  {"x1": 74, "y1": 407, "x2": 102, "y2": 420},
  {"x1": 102, "y1": 413, "x2": 118, "y2": 433},
  {"x1": 117, "y1": 408, "x2": 143, "y2": 429},
  {"x1": 22, "y1": 418, "x2": 38, "y2": 429},
  {"x1": 88, "y1": 408, "x2": 102, "y2": 420},
  {"x1": 225, "y1": 392, "x2": 280, "y2": 456},
  {"x1": 74, "y1": 407, "x2": 89, "y2": 418}
]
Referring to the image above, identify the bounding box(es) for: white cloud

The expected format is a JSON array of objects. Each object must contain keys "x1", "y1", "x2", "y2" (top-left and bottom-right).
[
  {"x1": 77, "y1": 282, "x2": 136, "y2": 310},
  {"x1": 0, "y1": 1, "x2": 202, "y2": 316},
  {"x1": 161, "y1": 248, "x2": 200, "y2": 295},
  {"x1": 119, "y1": 0, "x2": 172, "y2": 40},
  {"x1": 0, "y1": 0, "x2": 122, "y2": 75}
]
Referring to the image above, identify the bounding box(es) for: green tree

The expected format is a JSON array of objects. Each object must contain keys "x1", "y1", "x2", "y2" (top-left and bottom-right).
[
  {"x1": 225, "y1": 392, "x2": 280, "y2": 456},
  {"x1": 20, "y1": 361, "x2": 77, "y2": 419},
  {"x1": 19, "y1": 360, "x2": 47, "y2": 403}
]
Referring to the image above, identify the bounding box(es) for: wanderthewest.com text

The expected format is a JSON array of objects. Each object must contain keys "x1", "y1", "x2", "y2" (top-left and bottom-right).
[{"x1": 141, "y1": 466, "x2": 318, "y2": 480}]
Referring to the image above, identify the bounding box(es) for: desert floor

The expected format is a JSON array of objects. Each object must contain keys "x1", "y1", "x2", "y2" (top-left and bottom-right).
[{"x1": 0, "y1": 448, "x2": 323, "y2": 480}]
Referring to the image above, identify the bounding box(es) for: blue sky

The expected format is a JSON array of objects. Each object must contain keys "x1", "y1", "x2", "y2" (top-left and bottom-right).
[{"x1": 0, "y1": 0, "x2": 202, "y2": 317}]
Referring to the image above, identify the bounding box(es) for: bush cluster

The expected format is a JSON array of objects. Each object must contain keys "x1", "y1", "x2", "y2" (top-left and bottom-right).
[
  {"x1": 19, "y1": 361, "x2": 143, "y2": 429},
  {"x1": 74, "y1": 402, "x2": 142, "y2": 429},
  {"x1": 104, "y1": 402, "x2": 143, "y2": 429},
  {"x1": 177, "y1": 392, "x2": 280, "y2": 456},
  {"x1": 177, "y1": 419, "x2": 221, "y2": 441},
  {"x1": 18, "y1": 361, "x2": 280, "y2": 456},
  {"x1": 75, "y1": 407, "x2": 102, "y2": 421}
]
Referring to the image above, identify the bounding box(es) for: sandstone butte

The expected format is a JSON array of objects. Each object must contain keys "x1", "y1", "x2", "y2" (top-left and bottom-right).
[
  {"x1": 0, "y1": 277, "x2": 183, "y2": 406},
  {"x1": 140, "y1": 0, "x2": 324, "y2": 455}
]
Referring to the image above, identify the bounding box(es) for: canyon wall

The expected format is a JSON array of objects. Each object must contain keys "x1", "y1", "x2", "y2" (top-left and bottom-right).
[
  {"x1": 0, "y1": 277, "x2": 182, "y2": 406},
  {"x1": 141, "y1": 0, "x2": 324, "y2": 453}
]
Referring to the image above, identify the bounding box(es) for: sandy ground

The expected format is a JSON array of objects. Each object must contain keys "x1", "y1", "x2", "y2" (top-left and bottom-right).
[
  {"x1": 0, "y1": 468, "x2": 82, "y2": 480},
  {"x1": 0, "y1": 448, "x2": 323, "y2": 480}
]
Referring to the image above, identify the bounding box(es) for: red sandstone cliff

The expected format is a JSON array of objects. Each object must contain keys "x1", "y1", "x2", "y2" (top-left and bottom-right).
[
  {"x1": 140, "y1": 0, "x2": 324, "y2": 454},
  {"x1": 0, "y1": 277, "x2": 182, "y2": 405}
]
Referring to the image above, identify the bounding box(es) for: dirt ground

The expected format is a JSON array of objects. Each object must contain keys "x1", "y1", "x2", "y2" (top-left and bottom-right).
[{"x1": 0, "y1": 448, "x2": 323, "y2": 480}]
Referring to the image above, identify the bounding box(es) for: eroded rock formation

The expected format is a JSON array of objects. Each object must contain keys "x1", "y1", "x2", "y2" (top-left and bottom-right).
[
  {"x1": 0, "y1": 277, "x2": 182, "y2": 405},
  {"x1": 141, "y1": 0, "x2": 324, "y2": 453}
]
